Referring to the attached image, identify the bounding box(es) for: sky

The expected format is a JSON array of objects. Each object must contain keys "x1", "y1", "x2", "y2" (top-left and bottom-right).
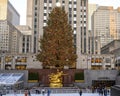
[{"x1": 9, "y1": 0, "x2": 120, "y2": 25}]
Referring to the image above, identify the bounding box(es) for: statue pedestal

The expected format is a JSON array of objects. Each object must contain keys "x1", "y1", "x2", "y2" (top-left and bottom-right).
[
  {"x1": 40, "y1": 87, "x2": 80, "y2": 93},
  {"x1": 50, "y1": 83, "x2": 63, "y2": 88}
]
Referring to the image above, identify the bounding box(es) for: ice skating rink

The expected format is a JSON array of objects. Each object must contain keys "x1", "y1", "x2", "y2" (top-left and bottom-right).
[{"x1": 2, "y1": 93, "x2": 110, "y2": 96}]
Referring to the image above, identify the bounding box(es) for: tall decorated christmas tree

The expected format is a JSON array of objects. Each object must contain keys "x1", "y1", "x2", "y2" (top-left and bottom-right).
[{"x1": 36, "y1": 6, "x2": 77, "y2": 69}]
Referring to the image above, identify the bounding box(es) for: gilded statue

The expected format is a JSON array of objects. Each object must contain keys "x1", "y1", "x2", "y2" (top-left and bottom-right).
[{"x1": 48, "y1": 69, "x2": 66, "y2": 88}]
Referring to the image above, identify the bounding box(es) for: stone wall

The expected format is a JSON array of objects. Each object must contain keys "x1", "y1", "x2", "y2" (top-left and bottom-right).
[
  {"x1": 28, "y1": 69, "x2": 118, "y2": 87},
  {"x1": 0, "y1": 69, "x2": 118, "y2": 88},
  {"x1": 74, "y1": 70, "x2": 118, "y2": 87},
  {"x1": 28, "y1": 69, "x2": 84, "y2": 87},
  {"x1": 116, "y1": 76, "x2": 120, "y2": 85}
]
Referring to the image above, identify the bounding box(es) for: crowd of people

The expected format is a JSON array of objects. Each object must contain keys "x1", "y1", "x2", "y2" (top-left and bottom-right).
[
  {"x1": 24, "y1": 88, "x2": 51, "y2": 96},
  {"x1": 92, "y1": 87, "x2": 110, "y2": 96},
  {"x1": 84, "y1": 85, "x2": 110, "y2": 96}
]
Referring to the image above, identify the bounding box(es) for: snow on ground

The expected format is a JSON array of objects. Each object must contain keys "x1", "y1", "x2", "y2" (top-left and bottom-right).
[{"x1": 2, "y1": 93, "x2": 110, "y2": 96}]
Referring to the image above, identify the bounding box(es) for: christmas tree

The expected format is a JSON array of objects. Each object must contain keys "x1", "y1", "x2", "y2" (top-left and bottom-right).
[{"x1": 36, "y1": 7, "x2": 77, "y2": 69}]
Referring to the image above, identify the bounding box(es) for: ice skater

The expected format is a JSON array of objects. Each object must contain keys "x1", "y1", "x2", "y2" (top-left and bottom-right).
[{"x1": 79, "y1": 89, "x2": 82, "y2": 96}]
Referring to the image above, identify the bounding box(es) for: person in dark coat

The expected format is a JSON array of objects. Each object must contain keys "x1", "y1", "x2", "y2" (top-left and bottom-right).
[
  {"x1": 79, "y1": 89, "x2": 82, "y2": 96},
  {"x1": 47, "y1": 89, "x2": 51, "y2": 96},
  {"x1": 28, "y1": 90, "x2": 31, "y2": 96},
  {"x1": 0, "y1": 91, "x2": 2, "y2": 96},
  {"x1": 103, "y1": 88, "x2": 107, "y2": 96},
  {"x1": 42, "y1": 89, "x2": 45, "y2": 96}
]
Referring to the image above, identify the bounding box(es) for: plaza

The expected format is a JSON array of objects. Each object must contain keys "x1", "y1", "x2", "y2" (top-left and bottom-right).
[{"x1": 0, "y1": 1, "x2": 120, "y2": 96}]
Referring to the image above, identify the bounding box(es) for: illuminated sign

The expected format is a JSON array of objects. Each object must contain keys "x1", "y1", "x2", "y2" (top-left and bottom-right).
[
  {"x1": 16, "y1": 57, "x2": 27, "y2": 63},
  {"x1": 91, "y1": 58, "x2": 103, "y2": 63},
  {"x1": 5, "y1": 56, "x2": 12, "y2": 62}
]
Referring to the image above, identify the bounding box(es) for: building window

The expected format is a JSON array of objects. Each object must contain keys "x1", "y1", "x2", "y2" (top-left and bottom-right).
[
  {"x1": 44, "y1": 7, "x2": 47, "y2": 10},
  {"x1": 22, "y1": 48, "x2": 25, "y2": 53},
  {"x1": 74, "y1": 14, "x2": 76, "y2": 17},
  {"x1": 84, "y1": 0, "x2": 86, "y2": 6},
  {"x1": 23, "y1": 36, "x2": 25, "y2": 41},
  {"x1": 27, "y1": 36, "x2": 29, "y2": 41},
  {"x1": 35, "y1": 7, "x2": 37, "y2": 10},
  {"x1": 74, "y1": 21, "x2": 77, "y2": 24},
  {"x1": 69, "y1": 8, "x2": 72, "y2": 11},
  {"x1": 44, "y1": 23, "x2": 47, "y2": 26},
  {"x1": 34, "y1": 25, "x2": 37, "y2": 28},
  {"x1": 44, "y1": 0, "x2": 47, "y2": 3},
  {"x1": 74, "y1": 5, "x2": 77, "y2": 8},
  {"x1": 44, "y1": 13, "x2": 47, "y2": 16},
  {"x1": 49, "y1": 0, "x2": 52, "y2": 3},
  {"x1": 35, "y1": 12, "x2": 37, "y2": 16},
  {"x1": 34, "y1": 18, "x2": 37, "y2": 22},
  {"x1": 34, "y1": 31, "x2": 37, "y2": 34},
  {"x1": 81, "y1": 27, "x2": 82, "y2": 32},
  {"x1": 84, "y1": 38, "x2": 86, "y2": 52},
  {"x1": 74, "y1": 1, "x2": 76, "y2": 4},
  {"x1": 84, "y1": 27, "x2": 86, "y2": 35},
  {"x1": 27, "y1": 48, "x2": 29, "y2": 52},
  {"x1": 69, "y1": 14, "x2": 72, "y2": 18},
  {"x1": 62, "y1": 0, "x2": 65, "y2": 3},
  {"x1": 74, "y1": 8, "x2": 76, "y2": 11},
  {"x1": 35, "y1": 0, "x2": 37, "y2": 5},
  {"x1": 44, "y1": 16, "x2": 47, "y2": 20},
  {"x1": 62, "y1": 6, "x2": 65, "y2": 10},
  {"x1": 106, "y1": 58, "x2": 111, "y2": 63},
  {"x1": 74, "y1": 27, "x2": 76, "y2": 30},
  {"x1": 69, "y1": 21, "x2": 72, "y2": 24},
  {"x1": 69, "y1": 1, "x2": 72, "y2": 4},
  {"x1": 27, "y1": 43, "x2": 29, "y2": 47},
  {"x1": 49, "y1": 7, "x2": 52, "y2": 10},
  {"x1": 44, "y1": 20, "x2": 47, "y2": 23},
  {"x1": 22, "y1": 43, "x2": 25, "y2": 47},
  {"x1": 81, "y1": 1, "x2": 82, "y2": 5}
]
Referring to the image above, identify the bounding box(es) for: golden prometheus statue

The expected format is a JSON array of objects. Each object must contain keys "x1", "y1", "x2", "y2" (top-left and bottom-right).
[{"x1": 48, "y1": 69, "x2": 66, "y2": 88}]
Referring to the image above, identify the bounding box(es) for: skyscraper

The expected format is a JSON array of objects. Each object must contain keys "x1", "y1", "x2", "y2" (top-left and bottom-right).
[
  {"x1": 0, "y1": 0, "x2": 21, "y2": 53},
  {"x1": 88, "y1": 4, "x2": 98, "y2": 31},
  {"x1": 92, "y1": 6, "x2": 120, "y2": 54},
  {"x1": 26, "y1": 0, "x2": 88, "y2": 68},
  {"x1": 0, "y1": 0, "x2": 20, "y2": 25},
  {"x1": 88, "y1": 4, "x2": 98, "y2": 54}
]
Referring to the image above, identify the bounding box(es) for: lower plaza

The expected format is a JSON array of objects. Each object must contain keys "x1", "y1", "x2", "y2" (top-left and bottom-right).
[
  {"x1": 0, "y1": 87, "x2": 111, "y2": 96},
  {"x1": 1, "y1": 92, "x2": 111, "y2": 96}
]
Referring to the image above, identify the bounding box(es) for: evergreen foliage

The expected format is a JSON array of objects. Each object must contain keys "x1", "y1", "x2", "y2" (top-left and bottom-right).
[
  {"x1": 36, "y1": 7, "x2": 77, "y2": 68},
  {"x1": 28, "y1": 72, "x2": 39, "y2": 80},
  {"x1": 75, "y1": 72, "x2": 84, "y2": 80}
]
